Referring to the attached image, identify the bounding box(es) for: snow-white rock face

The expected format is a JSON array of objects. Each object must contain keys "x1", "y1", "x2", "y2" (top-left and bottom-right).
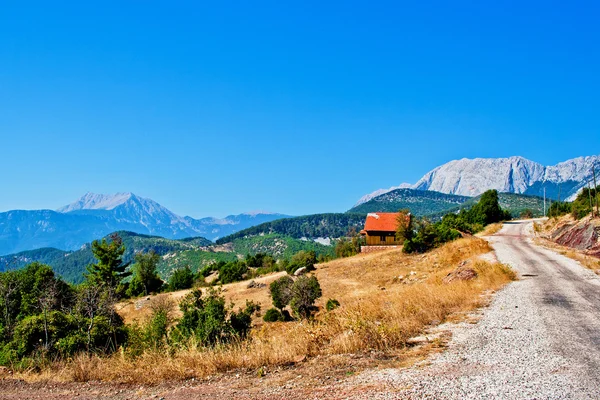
[
  {"x1": 357, "y1": 155, "x2": 600, "y2": 205},
  {"x1": 58, "y1": 192, "x2": 137, "y2": 212},
  {"x1": 355, "y1": 183, "x2": 413, "y2": 205}
]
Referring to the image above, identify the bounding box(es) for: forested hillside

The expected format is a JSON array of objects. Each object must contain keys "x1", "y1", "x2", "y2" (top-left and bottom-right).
[
  {"x1": 0, "y1": 231, "x2": 335, "y2": 283},
  {"x1": 348, "y1": 189, "x2": 470, "y2": 215},
  {"x1": 216, "y1": 213, "x2": 366, "y2": 244}
]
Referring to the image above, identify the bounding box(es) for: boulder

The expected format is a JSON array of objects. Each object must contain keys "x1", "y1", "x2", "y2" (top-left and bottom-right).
[
  {"x1": 247, "y1": 280, "x2": 266, "y2": 289},
  {"x1": 293, "y1": 267, "x2": 308, "y2": 276},
  {"x1": 443, "y1": 267, "x2": 478, "y2": 284}
]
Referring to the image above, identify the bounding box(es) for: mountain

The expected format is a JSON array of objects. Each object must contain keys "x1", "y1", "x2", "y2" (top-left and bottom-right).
[
  {"x1": 357, "y1": 155, "x2": 600, "y2": 205},
  {"x1": 0, "y1": 231, "x2": 333, "y2": 283},
  {"x1": 348, "y1": 189, "x2": 471, "y2": 215},
  {"x1": 0, "y1": 192, "x2": 289, "y2": 255}
]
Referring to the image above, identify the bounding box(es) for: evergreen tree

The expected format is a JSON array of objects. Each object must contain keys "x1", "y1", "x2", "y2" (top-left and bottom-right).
[
  {"x1": 85, "y1": 233, "x2": 130, "y2": 290},
  {"x1": 127, "y1": 251, "x2": 163, "y2": 297}
]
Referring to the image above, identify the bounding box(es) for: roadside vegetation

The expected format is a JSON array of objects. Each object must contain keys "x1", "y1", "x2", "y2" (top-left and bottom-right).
[{"x1": 547, "y1": 185, "x2": 599, "y2": 219}]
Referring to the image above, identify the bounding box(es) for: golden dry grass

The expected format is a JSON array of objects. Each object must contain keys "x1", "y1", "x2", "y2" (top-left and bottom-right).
[
  {"x1": 22, "y1": 237, "x2": 515, "y2": 384},
  {"x1": 477, "y1": 223, "x2": 503, "y2": 237}
]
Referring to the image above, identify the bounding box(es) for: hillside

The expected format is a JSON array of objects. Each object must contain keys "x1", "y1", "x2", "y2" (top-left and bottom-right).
[
  {"x1": 427, "y1": 192, "x2": 547, "y2": 220},
  {"x1": 216, "y1": 213, "x2": 366, "y2": 244},
  {"x1": 0, "y1": 231, "x2": 334, "y2": 283},
  {"x1": 348, "y1": 189, "x2": 470, "y2": 215}
]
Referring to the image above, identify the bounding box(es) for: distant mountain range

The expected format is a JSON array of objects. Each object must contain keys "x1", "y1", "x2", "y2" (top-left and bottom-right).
[
  {"x1": 0, "y1": 192, "x2": 289, "y2": 255},
  {"x1": 356, "y1": 155, "x2": 600, "y2": 205}
]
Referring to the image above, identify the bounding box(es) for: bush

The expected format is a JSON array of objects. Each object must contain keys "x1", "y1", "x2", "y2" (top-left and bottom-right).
[
  {"x1": 285, "y1": 251, "x2": 317, "y2": 274},
  {"x1": 269, "y1": 275, "x2": 294, "y2": 310},
  {"x1": 548, "y1": 201, "x2": 571, "y2": 218},
  {"x1": 218, "y1": 261, "x2": 248, "y2": 284},
  {"x1": 172, "y1": 288, "x2": 259, "y2": 347},
  {"x1": 519, "y1": 209, "x2": 534, "y2": 219},
  {"x1": 263, "y1": 308, "x2": 285, "y2": 322},
  {"x1": 168, "y1": 266, "x2": 195, "y2": 291},
  {"x1": 126, "y1": 252, "x2": 163, "y2": 297},
  {"x1": 325, "y1": 298, "x2": 340, "y2": 311}
]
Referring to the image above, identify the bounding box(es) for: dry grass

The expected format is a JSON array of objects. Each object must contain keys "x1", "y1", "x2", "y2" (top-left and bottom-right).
[
  {"x1": 20, "y1": 237, "x2": 515, "y2": 384},
  {"x1": 477, "y1": 223, "x2": 504, "y2": 237}
]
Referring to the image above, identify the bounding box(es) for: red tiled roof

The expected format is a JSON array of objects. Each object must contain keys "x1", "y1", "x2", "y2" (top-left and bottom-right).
[{"x1": 363, "y1": 212, "x2": 402, "y2": 232}]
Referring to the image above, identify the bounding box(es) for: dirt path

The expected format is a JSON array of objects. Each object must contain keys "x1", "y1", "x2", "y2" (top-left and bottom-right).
[{"x1": 4, "y1": 221, "x2": 600, "y2": 399}]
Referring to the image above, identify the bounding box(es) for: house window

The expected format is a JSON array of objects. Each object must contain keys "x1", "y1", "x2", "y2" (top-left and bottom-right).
[{"x1": 380, "y1": 235, "x2": 386, "y2": 243}]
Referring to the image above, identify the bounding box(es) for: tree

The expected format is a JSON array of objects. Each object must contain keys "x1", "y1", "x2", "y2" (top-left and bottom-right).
[
  {"x1": 269, "y1": 275, "x2": 294, "y2": 310},
  {"x1": 85, "y1": 233, "x2": 130, "y2": 291},
  {"x1": 75, "y1": 283, "x2": 122, "y2": 352},
  {"x1": 395, "y1": 209, "x2": 414, "y2": 243},
  {"x1": 290, "y1": 275, "x2": 322, "y2": 319},
  {"x1": 168, "y1": 266, "x2": 195, "y2": 291},
  {"x1": 127, "y1": 251, "x2": 163, "y2": 297},
  {"x1": 469, "y1": 190, "x2": 508, "y2": 225}
]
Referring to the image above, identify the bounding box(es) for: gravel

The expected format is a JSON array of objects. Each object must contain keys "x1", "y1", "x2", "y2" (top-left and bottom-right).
[{"x1": 349, "y1": 220, "x2": 600, "y2": 399}]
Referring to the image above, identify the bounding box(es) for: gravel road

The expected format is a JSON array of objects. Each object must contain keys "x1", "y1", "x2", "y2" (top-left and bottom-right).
[{"x1": 354, "y1": 220, "x2": 600, "y2": 399}]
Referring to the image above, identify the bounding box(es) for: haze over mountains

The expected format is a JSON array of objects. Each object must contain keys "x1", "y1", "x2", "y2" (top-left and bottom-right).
[
  {"x1": 0, "y1": 192, "x2": 288, "y2": 255},
  {"x1": 357, "y1": 155, "x2": 600, "y2": 205}
]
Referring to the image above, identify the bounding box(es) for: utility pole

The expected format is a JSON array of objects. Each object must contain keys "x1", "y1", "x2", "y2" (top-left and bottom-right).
[
  {"x1": 588, "y1": 179, "x2": 594, "y2": 218},
  {"x1": 543, "y1": 186, "x2": 546, "y2": 217},
  {"x1": 593, "y1": 164, "x2": 598, "y2": 217}
]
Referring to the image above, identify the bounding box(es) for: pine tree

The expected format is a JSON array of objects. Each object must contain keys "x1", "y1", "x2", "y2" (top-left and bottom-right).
[{"x1": 85, "y1": 233, "x2": 130, "y2": 289}]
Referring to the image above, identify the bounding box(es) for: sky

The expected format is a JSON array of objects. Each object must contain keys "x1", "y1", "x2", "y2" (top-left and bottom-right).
[{"x1": 1, "y1": 1, "x2": 599, "y2": 217}]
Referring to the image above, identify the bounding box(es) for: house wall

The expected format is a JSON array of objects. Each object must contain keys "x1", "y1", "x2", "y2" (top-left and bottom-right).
[{"x1": 364, "y1": 232, "x2": 402, "y2": 246}]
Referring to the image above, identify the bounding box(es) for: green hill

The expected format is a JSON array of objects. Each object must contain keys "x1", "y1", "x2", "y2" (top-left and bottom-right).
[
  {"x1": 427, "y1": 192, "x2": 546, "y2": 220},
  {"x1": 0, "y1": 230, "x2": 335, "y2": 283},
  {"x1": 348, "y1": 189, "x2": 471, "y2": 215},
  {"x1": 215, "y1": 213, "x2": 366, "y2": 244}
]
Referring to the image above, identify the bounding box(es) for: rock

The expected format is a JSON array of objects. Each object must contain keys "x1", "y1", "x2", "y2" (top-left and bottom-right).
[
  {"x1": 247, "y1": 280, "x2": 266, "y2": 289},
  {"x1": 443, "y1": 267, "x2": 478, "y2": 284},
  {"x1": 294, "y1": 267, "x2": 307, "y2": 276}
]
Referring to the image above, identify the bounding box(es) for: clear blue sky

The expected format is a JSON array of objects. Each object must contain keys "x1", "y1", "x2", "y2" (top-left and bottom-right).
[{"x1": 1, "y1": 1, "x2": 599, "y2": 217}]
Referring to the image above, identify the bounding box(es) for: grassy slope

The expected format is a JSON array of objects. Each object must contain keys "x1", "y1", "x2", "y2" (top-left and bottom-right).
[{"x1": 65, "y1": 236, "x2": 515, "y2": 383}]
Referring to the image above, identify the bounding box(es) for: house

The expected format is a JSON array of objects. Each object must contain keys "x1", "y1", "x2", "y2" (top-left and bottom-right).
[{"x1": 359, "y1": 212, "x2": 405, "y2": 253}]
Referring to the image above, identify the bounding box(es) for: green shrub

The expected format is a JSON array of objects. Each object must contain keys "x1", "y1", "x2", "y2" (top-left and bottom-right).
[
  {"x1": 172, "y1": 288, "x2": 259, "y2": 347},
  {"x1": 168, "y1": 266, "x2": 195, "y2": 291},
  {"x1": 285, "y1": 250, "x2": 317, "y2": 274},
  {"x1": 548, "y1": 201, "x2": 572, "y2": 218},
  {"x1": 269, "y1": 275, "x2": 294, "y2": 310},
  {"x1": 263, "y1": 308, "x2": 285, "y2": 322},
  {"x1": 126, "y1": 251, "x2": 163, "y2": 297},
  {"x1": 325, "y1": 299, "x2": 340, "y2": 311},
  {"x1": 218, "y1": 261, "x2": 248, "y2": 284}
]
